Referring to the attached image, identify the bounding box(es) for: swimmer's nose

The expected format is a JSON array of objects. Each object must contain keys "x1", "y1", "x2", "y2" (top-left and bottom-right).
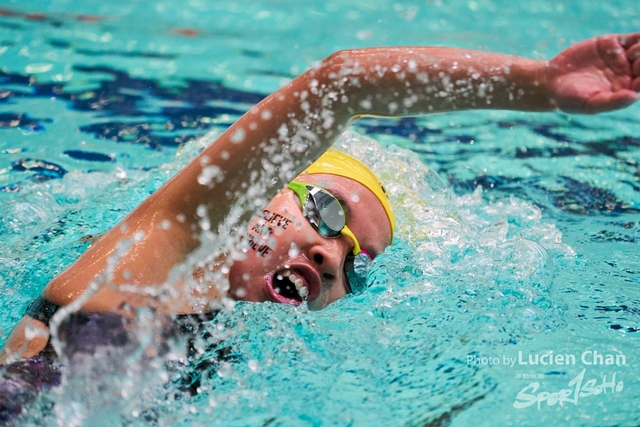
[{"x1": 308, "y1": 239, "x2": 348, "y2": 286}]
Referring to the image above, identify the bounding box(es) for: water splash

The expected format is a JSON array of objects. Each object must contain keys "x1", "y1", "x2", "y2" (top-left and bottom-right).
[{"x1": 5, "y1": 131, "x2": 620, "y2": 426}]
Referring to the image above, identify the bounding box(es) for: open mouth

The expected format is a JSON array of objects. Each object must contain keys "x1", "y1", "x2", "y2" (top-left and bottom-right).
[
  {"x1": 267, "y1": 265, "x2": 321, "y2": 305},
  {"x1": 269, "y1": 270, "x2": 308, "y2": 304}
]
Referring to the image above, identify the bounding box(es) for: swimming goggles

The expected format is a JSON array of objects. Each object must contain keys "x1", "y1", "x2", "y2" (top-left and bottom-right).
[{"x1": 288, "y1": 181, "x2": 373, "y2": 295}]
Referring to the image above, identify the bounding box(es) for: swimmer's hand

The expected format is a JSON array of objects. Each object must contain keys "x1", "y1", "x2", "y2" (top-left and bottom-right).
[{"x1": 547, "y1": 32, "x2": 640, "y2": 114}]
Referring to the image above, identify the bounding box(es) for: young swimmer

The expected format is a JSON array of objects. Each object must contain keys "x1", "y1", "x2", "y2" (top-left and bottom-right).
[{"x1": 1, "y1": 32, "x2": 640, "y2": 364}]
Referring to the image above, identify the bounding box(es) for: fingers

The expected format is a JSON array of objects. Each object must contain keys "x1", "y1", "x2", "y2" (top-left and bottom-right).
[
  {"x1": 586, "y1": 90, "x2": 638, "y2": 113},
  {"x1": 597, "y1": 35, "x2": 631, "y2": 74},
  {"x1": 626, "y1": 42, "x2": 640, "y2": 61},
  {"x1": 621, "y1": 33, "x2": 640, "y2": 88},
  {"x1": 631, "y1": 45, "x2": 640, "y2": 85},
  {"x1": 620, "y1": 32, "x2": 640, "y2": 49}
]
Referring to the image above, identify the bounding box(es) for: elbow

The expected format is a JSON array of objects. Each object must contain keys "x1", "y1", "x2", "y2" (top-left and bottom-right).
[
  {"x1": 316, "y1": 49, "x2": 364, "y2": 78},
  {"x1": 308, "y1": 47, "x2": 372, "y2": 80},
  {"x1": 305, "y1": 50, "x2": 368, "y2": 118}
]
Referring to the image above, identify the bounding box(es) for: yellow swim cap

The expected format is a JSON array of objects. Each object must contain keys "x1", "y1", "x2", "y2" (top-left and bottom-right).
[{"x1": 303, "y1": 149, "x2": 395, "y2": 240}]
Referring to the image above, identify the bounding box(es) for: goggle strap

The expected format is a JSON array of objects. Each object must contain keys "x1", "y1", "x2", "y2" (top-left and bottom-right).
[
  {"x1": 341, "y1": 225, "x2": 361, "y2": 255},
  {"x1": 287, "y1": 181, "x2": 309, "y2": 206}
]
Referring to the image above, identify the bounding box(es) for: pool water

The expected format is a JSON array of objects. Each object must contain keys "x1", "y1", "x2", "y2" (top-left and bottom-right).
[{"x1": 1, "y1": 0, "x2": 639, "y2": 426}]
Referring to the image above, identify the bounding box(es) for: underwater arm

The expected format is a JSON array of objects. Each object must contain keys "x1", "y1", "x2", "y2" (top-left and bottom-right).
[{"x1": 2, "y1": 32, "x2": 638, "y2": 362}]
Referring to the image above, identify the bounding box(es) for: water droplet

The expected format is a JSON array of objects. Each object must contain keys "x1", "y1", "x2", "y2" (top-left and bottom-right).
[
  {"x1": 222, "y1": 297, "x2": 235, "y2": 310},
  {"x1": 359, "y1": 99, "x2": 372, "y2": 110},
  {"x1": 231, "y1": 128, "x2": 245, "y2": 143},
  {"x1": 199, "y1": 217, "x2": 210, "y2": 231},
  {"x1": 288, "y1": 243, "x2": 300, "y2": 258},
  {"x1": 198, "y1": 165, "x2": 222, "y2": 186}
]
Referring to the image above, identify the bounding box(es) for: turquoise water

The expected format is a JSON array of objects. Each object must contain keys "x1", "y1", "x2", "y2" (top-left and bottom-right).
[{"x1": 1, "y1": 0, "x2": 639, "y2": 425}]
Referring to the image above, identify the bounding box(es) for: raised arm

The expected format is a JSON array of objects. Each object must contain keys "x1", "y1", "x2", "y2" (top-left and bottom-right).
[
  {"x1": 35, "y1": 47, "x2": 554, "y2": 312},
  {"x1": 2, "y1": 32, "x2": 638, "y2": 362}
]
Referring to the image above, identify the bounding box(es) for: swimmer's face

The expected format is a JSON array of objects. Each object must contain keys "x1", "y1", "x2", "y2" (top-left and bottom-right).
[{"x1": 228, "y1": 174, "x2": 392, "y2": 310}]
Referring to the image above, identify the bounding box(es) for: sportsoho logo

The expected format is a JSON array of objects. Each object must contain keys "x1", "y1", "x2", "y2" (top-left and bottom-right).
[{"x1": 467, "y1": 350, "x2": 627, "y2": 410}]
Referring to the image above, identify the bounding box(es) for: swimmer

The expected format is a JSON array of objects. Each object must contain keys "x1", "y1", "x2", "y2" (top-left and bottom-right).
[{"x1": 2, "y1": 32, "x2": 640, "y2": 364}]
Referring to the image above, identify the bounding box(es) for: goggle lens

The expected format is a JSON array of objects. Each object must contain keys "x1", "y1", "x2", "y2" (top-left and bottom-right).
[
  {"x1": 307, "y1": 186, "x2": 345, "y2": 237},
  {"x1": 344, "y1": 250, "x2": 373, "y2": 295}
]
